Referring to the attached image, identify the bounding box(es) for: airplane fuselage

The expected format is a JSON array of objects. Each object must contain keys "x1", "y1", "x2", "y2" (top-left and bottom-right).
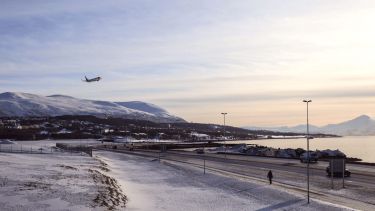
[{"x1": 84, "y1": 76, "x2": 101, "y2": 82}]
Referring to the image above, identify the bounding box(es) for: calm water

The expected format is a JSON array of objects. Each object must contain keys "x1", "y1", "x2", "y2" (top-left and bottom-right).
[{"x1": 231, "y1": 136, "x2": 375, "y2": 163}]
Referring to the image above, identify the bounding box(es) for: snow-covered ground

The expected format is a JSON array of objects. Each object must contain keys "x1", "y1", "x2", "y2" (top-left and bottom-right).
[
  {"x1": 96, "y1": 151, "x2": 351, "y2": 211},
  {"x1": 0, "y1": 151, "x2": 127, "y2": 211},
  {"x1": 0, "y1": 138, "x2": 354, "y2": 211}
]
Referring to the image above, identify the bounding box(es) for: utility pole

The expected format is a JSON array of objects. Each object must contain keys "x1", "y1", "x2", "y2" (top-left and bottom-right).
[
  {"x1": 342, "y1": 159, "x2": 345, "y2": 188},
  {"x1": 303, "y1": 99, "x2": 312, "y2": 204},
  {"x1": 221, "y1": 112, "x2": 227, "y2": 158},
  {"x1": 204, "y1": 146, "x2": 206, "y2": 175}
]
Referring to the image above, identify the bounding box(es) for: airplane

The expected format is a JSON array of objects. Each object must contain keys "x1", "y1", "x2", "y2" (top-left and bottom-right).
[{"x1": 82, "y1": 76, "x2": 101, "y2": 82}]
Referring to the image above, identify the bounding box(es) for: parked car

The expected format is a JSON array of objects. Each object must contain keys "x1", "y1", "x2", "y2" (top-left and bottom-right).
[
  {"x1": 326, "y1": 166, "x2": 351, "y2": 177},
  {"x1": 196, "y1": 148, "x2": 205, "y2": 154},
  {"x1": 300, "y1": 152, "x2": 318, "y2": 163}
]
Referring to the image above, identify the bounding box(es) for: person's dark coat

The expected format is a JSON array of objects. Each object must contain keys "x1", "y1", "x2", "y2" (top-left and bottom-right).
[{"x1": 267, "y1": 170, "x2": 273, "y2": 184}]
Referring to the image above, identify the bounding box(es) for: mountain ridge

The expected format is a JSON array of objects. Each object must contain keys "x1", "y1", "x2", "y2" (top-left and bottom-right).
[
  {"x1": 0, "y1": 92, "x2": 185, "y2": 123},
  {"x1": 244, "y1": 115, "x2": 375, "y2": 136}
]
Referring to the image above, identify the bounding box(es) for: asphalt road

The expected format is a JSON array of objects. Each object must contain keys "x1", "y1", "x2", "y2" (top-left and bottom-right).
[{"x1": 98, "y1": 148, "x2": 375, "y2": 210}]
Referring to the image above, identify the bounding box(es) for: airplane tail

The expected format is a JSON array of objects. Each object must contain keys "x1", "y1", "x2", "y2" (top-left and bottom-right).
[{"x1": 85, "y1": 76, "x2": 88, "y2": 81}]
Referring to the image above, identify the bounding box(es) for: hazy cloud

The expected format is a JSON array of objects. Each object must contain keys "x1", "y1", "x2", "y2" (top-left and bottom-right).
[{"x1": 1, "y1": 0, "x2": 375, "y2": 126}]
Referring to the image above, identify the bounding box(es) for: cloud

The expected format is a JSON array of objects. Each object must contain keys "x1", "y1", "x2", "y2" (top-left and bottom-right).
[
  {"x1": 1, "y1": 1, "x2": 375, "y2": 126},
  {"x1": 153, "y1": 86, "x2": 375, "y2": 106}
]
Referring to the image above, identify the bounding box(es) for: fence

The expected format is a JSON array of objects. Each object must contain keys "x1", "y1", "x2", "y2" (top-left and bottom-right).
[
  {"x1": 56, "y1": 143, "x2": 93, "y2": 157},
  {"x1": 0, "y1": 143, "x2": 92, "y2": 156},
  {"x1": 0, "y1": 144, "x2": 54, "y2": 154}
]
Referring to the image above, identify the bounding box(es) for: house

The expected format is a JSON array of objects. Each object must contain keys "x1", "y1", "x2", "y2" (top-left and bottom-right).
[
  {"x1": 190, "y1": 132, "x2": 210, "y2": 141},
  {"x1": 57, "y1": 129, "x2": 72, "y2": 134},
  {"x1": 39, "y1": 130, "x2": 49, "y2": 135}
]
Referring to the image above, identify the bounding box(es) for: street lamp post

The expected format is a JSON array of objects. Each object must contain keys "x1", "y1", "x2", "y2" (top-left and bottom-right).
[
  {"x1": 221, "y1": 112, "x2": 227, "y2": 158},
  {"x1": 303, "y1": 99, "x2": 312, "y2": 204}
]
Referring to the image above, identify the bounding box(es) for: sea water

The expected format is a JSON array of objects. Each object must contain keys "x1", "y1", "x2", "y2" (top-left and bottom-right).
[{"x1": 231, "y1": 136, "x2": 375, "y2": 163}]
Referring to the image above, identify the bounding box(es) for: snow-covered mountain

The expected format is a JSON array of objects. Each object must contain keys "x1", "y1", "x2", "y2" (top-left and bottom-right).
[
  {"x1": 0, "y1": 92, "x2": 185, "y2": 123},
  {"x1": 245, "y1": 115, "x2": 375, "y2": 136}
]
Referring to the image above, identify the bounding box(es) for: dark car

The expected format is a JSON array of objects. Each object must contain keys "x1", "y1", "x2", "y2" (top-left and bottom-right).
[
  {"x1": 326, "y1": 166, "x2": 351, "y2": 177},
  {"x1": 196, "y1": 148, "x2": 205, "y2": 154}
]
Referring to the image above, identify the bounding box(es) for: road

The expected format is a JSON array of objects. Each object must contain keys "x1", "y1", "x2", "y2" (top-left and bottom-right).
[{"x1": 97, "y1": 147, "x2": 375, "y2": 210}]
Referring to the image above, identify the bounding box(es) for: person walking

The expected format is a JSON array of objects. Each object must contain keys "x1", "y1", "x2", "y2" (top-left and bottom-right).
[{"x1": 267, "y1": 170, "x2": 273, "y2": 184}]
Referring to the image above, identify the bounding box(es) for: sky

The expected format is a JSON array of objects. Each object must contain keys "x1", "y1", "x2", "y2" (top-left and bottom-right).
[{"x1": 1, "y1": 0, "x2": 375, "y2": 127}]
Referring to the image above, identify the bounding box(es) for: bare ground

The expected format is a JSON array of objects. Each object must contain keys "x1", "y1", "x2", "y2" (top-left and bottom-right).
[{"x1": 89, "y1": 157, "x2": 128, "y2": 210}]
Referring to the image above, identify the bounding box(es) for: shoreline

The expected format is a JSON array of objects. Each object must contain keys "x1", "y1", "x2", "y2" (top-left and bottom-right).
[{"x1": 5, "y1": 136, "x2": 375, "y2": 165}]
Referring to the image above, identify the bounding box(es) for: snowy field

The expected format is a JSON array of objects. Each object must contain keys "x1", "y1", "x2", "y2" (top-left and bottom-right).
[
  {"x1": 0, "y1": 138, "x2": 354, "y2": 211},
  {"x1": 0, "y1": 151, "x2": 127, "y2": 211},
  {"x1": 96, "y1": 151, "x2": 351, "y2": 211}
]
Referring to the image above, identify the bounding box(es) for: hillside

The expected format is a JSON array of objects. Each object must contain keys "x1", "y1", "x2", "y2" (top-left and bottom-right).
[{"x1": 0, "y1": 92, "x2": 185, "y2": 123}]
